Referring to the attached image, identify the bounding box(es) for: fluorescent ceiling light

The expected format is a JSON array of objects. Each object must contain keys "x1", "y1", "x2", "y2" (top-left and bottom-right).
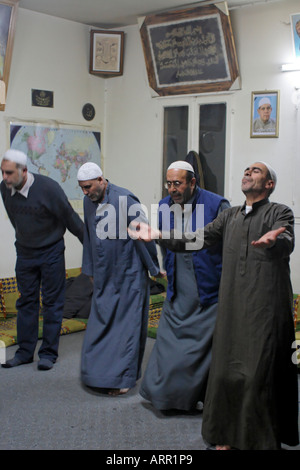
[{"x1": 281, "y1": 63, "x2": 300, "y2": 72}]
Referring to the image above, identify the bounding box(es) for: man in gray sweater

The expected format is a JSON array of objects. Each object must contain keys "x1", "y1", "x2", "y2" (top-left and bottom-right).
[{"x1": 1, "y1": 149, "x2": 84, "y2": 370}]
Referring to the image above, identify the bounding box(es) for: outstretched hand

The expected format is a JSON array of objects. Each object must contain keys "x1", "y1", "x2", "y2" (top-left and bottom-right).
[
  {"x1": 251, "y1": 227, "x2": 286, "y2": 248},
  {"x1": 128, "y1": 221, "x2": 161, "y2": 242},
  {"x1": 156, "y1": 271, "x2": 167, "y2": 278}
]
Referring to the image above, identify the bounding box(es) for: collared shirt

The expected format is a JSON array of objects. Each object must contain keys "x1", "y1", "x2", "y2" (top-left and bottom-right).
[{"x1": 11, "y1": 172, "x2": 34, "y2": 198}]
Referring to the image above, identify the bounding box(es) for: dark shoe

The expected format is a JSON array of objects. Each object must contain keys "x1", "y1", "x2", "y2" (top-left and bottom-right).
[
  {"x1": 2, "y1": 357, "x2": 33, "y2": 368},
  {"x1": 38, "y1": 358, "x2": 54, "y2": 371}
]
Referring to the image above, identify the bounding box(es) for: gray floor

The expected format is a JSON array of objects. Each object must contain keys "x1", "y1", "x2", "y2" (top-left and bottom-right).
[
  {"x1": 0, "y1": 332, "x2": 205, "y2": 450},
  {"x1": 0, "y1": 331, "x2": 299, "y2": 451}
]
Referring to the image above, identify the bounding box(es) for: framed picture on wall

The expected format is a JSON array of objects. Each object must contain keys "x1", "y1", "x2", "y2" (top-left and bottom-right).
[
  {"x1": 139, "y1": 2, "x2": 240, "y2": 96},
  {"x1": 89, "y1": 29, "x2": 124, "y2": 76},
  {"x1": 250, "y1": 91, "x2": 279, "y2": 138},
  {"x1": 290, "y1": 13, "x2": 300, "y2": 60},
  {"x1": 0, "y1": 0, "x2": 19, "y2": 111}
]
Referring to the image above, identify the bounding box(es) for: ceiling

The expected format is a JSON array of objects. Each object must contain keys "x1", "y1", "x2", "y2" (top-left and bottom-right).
[{"x1": 19, "y1": 0, "x2": 280, "y2": 28}]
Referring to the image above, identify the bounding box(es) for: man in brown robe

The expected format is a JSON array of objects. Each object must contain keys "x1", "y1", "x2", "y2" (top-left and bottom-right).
[{"x1": 129, "y1": 161, "x2": 299, "y2": 450}]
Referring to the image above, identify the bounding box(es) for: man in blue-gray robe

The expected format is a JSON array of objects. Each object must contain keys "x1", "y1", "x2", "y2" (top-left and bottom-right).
[{"x1": 77, "y1": 162, "x2": 161, "y2": 395}]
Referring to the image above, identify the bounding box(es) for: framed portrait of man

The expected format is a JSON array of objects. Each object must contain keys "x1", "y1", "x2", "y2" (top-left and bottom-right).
[
  {"x1": 250, "y1": 91, "x2": 279, "y2": 138},
  {"x1": 290, "y1": 13, "x2": 300, "y2": 60}
]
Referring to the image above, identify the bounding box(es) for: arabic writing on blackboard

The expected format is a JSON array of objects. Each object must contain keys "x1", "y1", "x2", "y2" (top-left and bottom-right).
[{"x1": 148, "y1": 16, "x2": 230, "y2": 87}]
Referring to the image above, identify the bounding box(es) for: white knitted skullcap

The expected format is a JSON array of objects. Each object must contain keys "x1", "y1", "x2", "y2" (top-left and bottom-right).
[
  {"x1": 167, "y1": 161, "x2": 194, "y2": 173},
  {"x1": 77, "y1": 162, "x2": 102, "y2": 181},
  {"x1": 257, "y1": 161, "x2": 277, "y2": 186},
  {"x1": 258, "y1": 97, "x2": 271, "y2": 108},
  {"x1": 3, "y1": 149, "x2": 27, "y2": 166}
]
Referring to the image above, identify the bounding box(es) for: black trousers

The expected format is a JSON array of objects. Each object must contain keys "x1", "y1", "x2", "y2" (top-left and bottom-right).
[{"x1": 15, "y1": 239, "x2": 66, "y2": 362}]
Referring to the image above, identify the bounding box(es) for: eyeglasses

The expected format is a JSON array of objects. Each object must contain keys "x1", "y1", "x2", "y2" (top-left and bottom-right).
[{"x1": 164, "y1": 181, "x2": 183, "y2": 190}]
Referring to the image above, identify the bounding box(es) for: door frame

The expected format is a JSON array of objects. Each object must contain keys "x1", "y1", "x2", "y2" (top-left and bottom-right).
[{"x1": 157, "y1": 93, "x2": 234, "y2": 201}]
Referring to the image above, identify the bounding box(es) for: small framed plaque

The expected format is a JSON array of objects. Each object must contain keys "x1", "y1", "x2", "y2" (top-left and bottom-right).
[
  {"x1": 89, "y1": 29, "x2": 124, "y2": 76},
  {"x1": 82, "y1": 103, "x2": 95, "y2": 121},
  {"x1": 31, "y1": 89, "x2": 53, "y2": 108}
]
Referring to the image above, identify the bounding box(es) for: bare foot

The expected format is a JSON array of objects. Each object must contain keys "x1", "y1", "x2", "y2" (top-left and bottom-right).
[
  {"x1": 216, "y1": 445, "x2": 231, "y2": 450},
  {"x1": 108, "y1": 388, "x2": 129, "y2": 396}
]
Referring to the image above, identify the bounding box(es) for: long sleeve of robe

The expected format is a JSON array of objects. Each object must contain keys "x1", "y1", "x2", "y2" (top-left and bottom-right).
[{"x1": 159, "y1": 199, "x2": 299, "y2": 450}]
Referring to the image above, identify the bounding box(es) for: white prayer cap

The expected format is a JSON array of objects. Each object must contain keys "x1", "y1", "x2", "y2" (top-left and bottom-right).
[
  {"x1": 257, "y1": 161, "x2": 277, "y2": 186},
  {"x1": 258, "y1": 97, "x2": 271, "y2": 108},
  {"x1": 77, "y1": 162, "x2": 102, "y2": 181},
  {"x1": 3, "y1": 149, "x2": 27, "y2": 166},
  {"x1": 167, "y1": 161, "x2": 194, "y2": 173},
  {"x1": 256, "y1": 161, "x2": 277, "y2": 194}
]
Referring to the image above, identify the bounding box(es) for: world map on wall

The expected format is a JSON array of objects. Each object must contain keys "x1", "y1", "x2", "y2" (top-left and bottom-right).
[{"x1": 10, "y1": 123, "x2": 101, "y2": 201}]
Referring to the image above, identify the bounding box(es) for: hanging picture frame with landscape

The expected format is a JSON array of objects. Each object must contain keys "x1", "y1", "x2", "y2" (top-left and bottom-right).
[{"x1": 0, "y1": 0, "x2": 19, "y2": 111}]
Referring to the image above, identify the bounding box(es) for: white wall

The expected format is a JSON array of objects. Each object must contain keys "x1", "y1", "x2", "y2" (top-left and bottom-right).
[
  {"x1": 230, "y1": 1, "x2": 300, "y2": 290},
  {"x1": 0, "y1": 9, "x2": 106, "y2": 276},
  {"x1": 104, "y1": 0, "x2": 300, "y2": 292},
  {"x1": 103, "y1": 24, "x2": 163, "y2": 209}
]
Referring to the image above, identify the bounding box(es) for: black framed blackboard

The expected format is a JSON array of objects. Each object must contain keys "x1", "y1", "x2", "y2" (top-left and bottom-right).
[{"x1": 139, "y1": 2, "x2": 240, "y2": 96}]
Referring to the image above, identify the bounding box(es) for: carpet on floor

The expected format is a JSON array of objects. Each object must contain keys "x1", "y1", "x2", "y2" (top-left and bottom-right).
[
  {"x1": 0, "y1": 305, "x2": 163, "y2": 347},
  {"x1": 0, "y1": 306, "x2": 165, "y2": 348},
  {"x1": 0, "y1": 314, "x2": 88, "y2": 347},
  {"x1": 0, "y1": 276, "x2": 167, "y2": 347}
]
